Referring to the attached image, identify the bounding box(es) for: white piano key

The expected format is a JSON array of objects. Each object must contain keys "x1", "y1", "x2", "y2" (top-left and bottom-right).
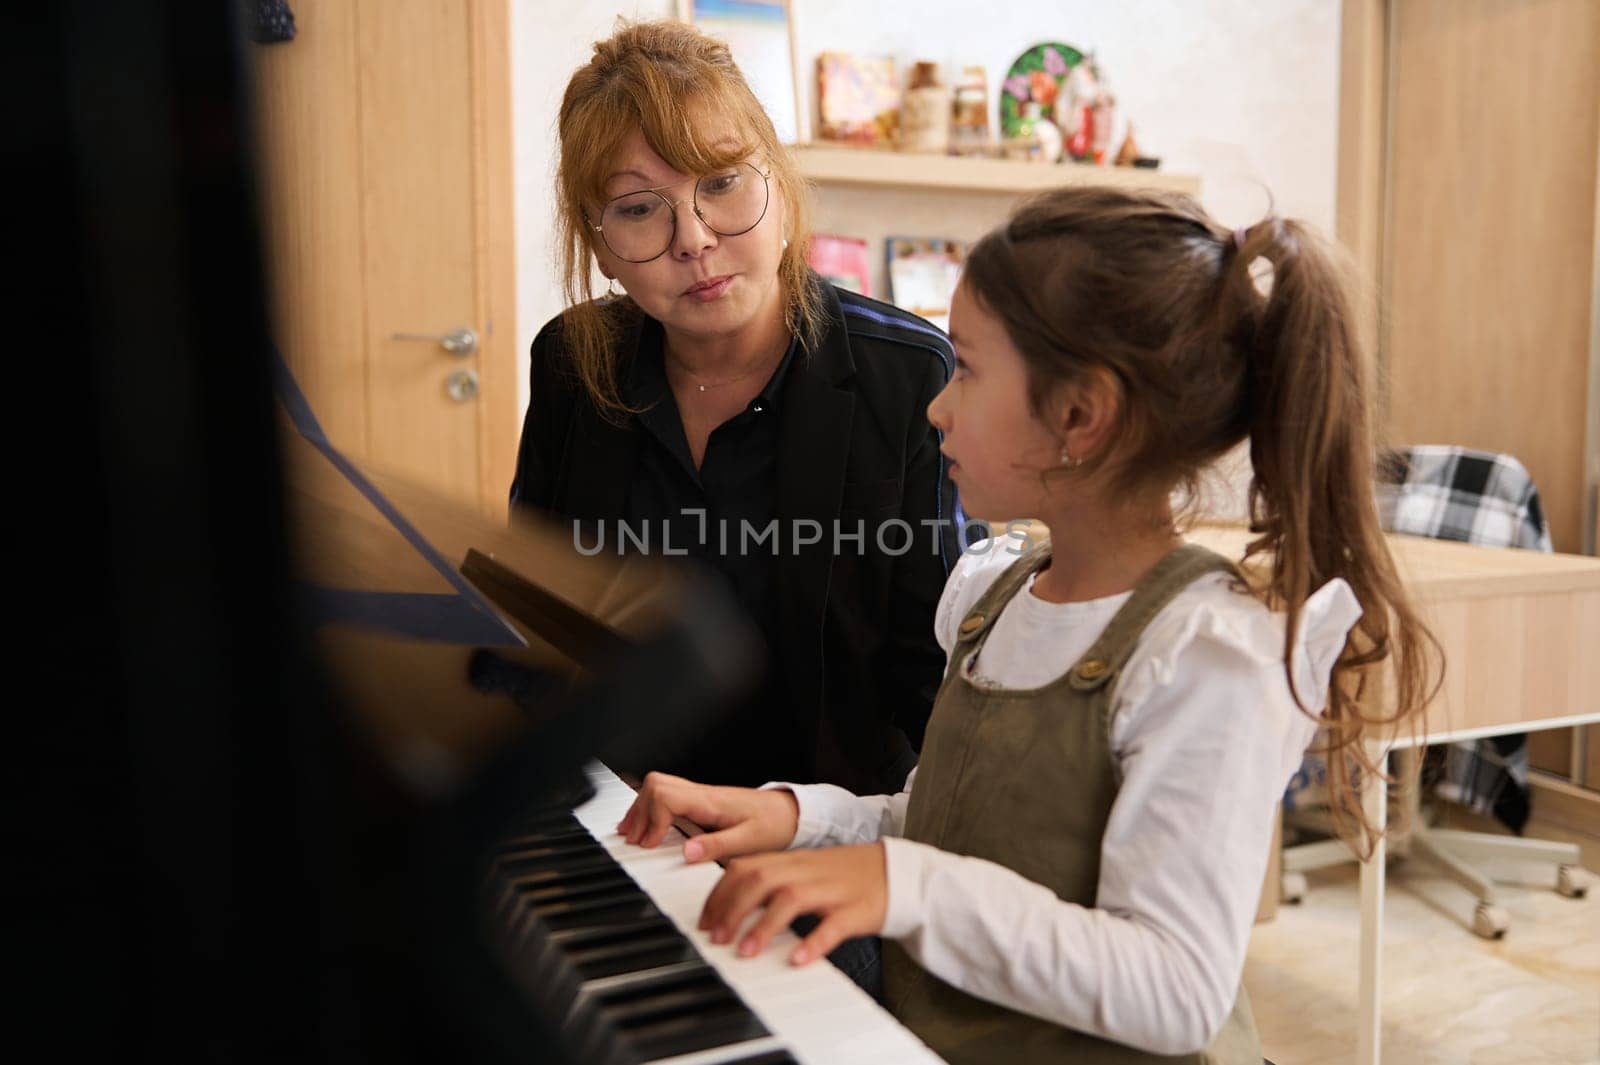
[{"x1": 571, "y1": 762, "x2": 944, "y2": 1065}]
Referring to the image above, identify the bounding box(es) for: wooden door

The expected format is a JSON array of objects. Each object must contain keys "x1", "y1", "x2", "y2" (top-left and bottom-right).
[
  {"x1": 1381, "y1": 0, "x2": 1600, "y2": 554},
  {"x1": 251, "y1": 0, "x2": 517, "y2": 517},
  {"x1": 1339, "y1": 0, "x2": 1600, "y2": 803}
]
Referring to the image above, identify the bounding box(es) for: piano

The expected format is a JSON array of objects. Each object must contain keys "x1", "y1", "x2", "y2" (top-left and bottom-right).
[
  {"x1": 281, "y1": 403, "x2": 940, "y2": 1062},
  {"x1": 490, "y1": 762, "x2": 946, "y2": 1065}
]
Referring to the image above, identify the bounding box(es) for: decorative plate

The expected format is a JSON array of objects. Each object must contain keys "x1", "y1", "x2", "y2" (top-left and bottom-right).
[{"x1": 999, "y1": 41, "x2": 1090, "y2": 143}]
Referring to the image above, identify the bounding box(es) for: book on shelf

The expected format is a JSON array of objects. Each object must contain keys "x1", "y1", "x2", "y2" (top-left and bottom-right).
[
  {"x1": 886, "y1": 236, "x2": 967, "y2": 333},
  {"x1": 807, "y1": 233, "x2": 871, "y2": 297}
]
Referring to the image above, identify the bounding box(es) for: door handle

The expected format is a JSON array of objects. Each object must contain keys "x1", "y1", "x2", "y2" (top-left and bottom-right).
[{"x1": 392, "y1": 326, "x2": 478, "y2": 357}]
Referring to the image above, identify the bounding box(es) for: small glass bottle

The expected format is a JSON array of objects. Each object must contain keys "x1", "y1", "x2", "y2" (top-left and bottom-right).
[
  {"x1": 949, "y1": 65, "x2": 990, "y2": 156},
  {"x1": 900, "y1": 61, "x2": 951, "y2": 154}
]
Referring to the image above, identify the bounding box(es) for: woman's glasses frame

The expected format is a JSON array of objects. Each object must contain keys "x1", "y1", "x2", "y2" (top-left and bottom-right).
[{"x1": 590, "y1": 162, "x2": 772, "y2": 264}]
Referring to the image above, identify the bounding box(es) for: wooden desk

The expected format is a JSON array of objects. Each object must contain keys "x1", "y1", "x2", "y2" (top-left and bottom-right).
[
  {"x1": 1190, "y1": 524, "x2": 1600, "y2": 744},
  {"x1": 1188, "y1": 524, "x2": 1600, "y2": 1065}
]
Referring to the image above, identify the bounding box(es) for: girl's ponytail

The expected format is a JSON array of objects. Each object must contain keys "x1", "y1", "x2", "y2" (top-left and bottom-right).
[{"x1": 1231, "y1": 218, "x2": 1440, "y2": 854}]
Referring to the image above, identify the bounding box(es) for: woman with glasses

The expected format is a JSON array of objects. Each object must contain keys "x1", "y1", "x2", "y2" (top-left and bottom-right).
[{"x1": 511, "y1": 20, "x2": 957, "y2": 806}]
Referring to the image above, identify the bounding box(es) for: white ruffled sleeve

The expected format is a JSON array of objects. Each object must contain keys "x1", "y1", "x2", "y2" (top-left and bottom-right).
[{"x1": 1112, "y1": 575, "x2": 1362, "y2": 763}]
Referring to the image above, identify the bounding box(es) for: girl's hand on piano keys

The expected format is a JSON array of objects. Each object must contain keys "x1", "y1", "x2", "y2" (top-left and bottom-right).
[
  {"x1": 699, "y1": 844, "x2": 888, "y2": 967},
  {"x1": 617, "y1": 771, "x2": 800, "y2": 861}
]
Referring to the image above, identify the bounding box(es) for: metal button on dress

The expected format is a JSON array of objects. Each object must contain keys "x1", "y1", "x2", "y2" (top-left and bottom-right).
[{"x1": 1075, "y1": 658, "x2": 1109, "y2": 680}]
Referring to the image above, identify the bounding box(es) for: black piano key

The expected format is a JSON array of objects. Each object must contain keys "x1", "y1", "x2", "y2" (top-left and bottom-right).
[
  {"x1": 622, "y1": 1001, "x2": 772, "y2": 1062},
  {"x1": 499, "y1": 849, "x2": 620, "y2": 880},
  {"x1": 521, "y1": 916, "x2": 686, "y2": 992},
  {"x1": 491, "y1": 885, "x2": 537, "y2": 933},
  {"x1": 499, "y1": 811, "x2": 593, "y2": 842},
  {"x1": 558, "y1": 918, "x2": 679, "y2": 953},
  {"x1": 570, "y1": 934, "x2": 699, "y2": 982},
  {"x1": 521, "y1": 771, "x2": 595, "y2": 813},
  {"x1": 496, "y1": 832, "x2": 603, "y2": 860},
  {"x1": 546, "y1": 913, "x2": 676, "y2": 948},
  {"x1": 510, "y1": 813, "x2": 590, "y2": 835},
  {"x1": 513, "y1": 813, "x2": 588, "y2": 839},
  {"x1": 593, "y1": 966, "x2": 744, "y2": 1027},
  {"x1": 522, "y1": 806, "x2": 583, "y2": 827},
  {"x1": 522, "y1": 880, "x2": 642, "y2": 918},
  {"x1": 568, "y1": 965, "x2": 768, "y2": 1062},
  {"x1": 511, "y1": 859, "x2": 636, "y2": 886},
  {"x1": 720, "y1": 1051, "x2": 799, "y2": 1065},
  {"x1": 538, "y1": 895, "x2": 662, "y2": 934},
  {"x1": 515, "y1": 868, "x2": 636, "y2": 905},
  {"x1": 489, "y1": 798, "x2": 785, "y2": 1065},
  {"x1": 564, "y1": 1012, "x2": 631, "y2": 1065}
]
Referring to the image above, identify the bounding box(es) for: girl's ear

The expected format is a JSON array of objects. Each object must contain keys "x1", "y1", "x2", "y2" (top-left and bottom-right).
[{"x1": 1054, "y1": 366, "x2": 1122, "y2": 462}]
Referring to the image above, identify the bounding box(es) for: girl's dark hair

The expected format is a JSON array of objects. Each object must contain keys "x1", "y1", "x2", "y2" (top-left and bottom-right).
[{"x1": 962, "y1": 185, "x2": 1440, "y2": 852}]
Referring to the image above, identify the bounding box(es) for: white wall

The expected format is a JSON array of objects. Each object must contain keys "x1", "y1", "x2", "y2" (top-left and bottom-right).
[
  {"x1": 509, "y1": 0, "x2": 678, "y2": 421},
  {"x1": 510, "y1": 0, "x2": 1342, "y2": 422},
  {"x1": 790, "y1": 0, "x2": 1341, "y2": 230}
]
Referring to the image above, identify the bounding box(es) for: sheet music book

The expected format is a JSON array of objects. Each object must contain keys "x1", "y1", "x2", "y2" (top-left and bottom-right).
[{"x1": 273, "y1": 348, "x2": 525, "y2": 648}]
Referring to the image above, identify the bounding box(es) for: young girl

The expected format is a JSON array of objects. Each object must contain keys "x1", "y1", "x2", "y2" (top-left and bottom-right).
[{"x1": 617, "y1": 187, "x2": 1437, "y2": 1063}]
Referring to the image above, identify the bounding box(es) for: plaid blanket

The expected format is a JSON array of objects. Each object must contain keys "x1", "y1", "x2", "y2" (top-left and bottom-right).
[
  {"x1": 1378, "y1": 445, "x2": 1551, "y2": 832},
  {"x1": 1287, "y1": 446, "x2": 1549, "y2": 832},
  {"x1": 1376, "y1": 446, "x2": 1552, "y2": 552}
]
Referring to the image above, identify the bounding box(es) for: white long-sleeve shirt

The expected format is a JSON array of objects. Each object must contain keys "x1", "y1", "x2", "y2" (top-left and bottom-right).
[{"x1": 768, "y1": 540, "x2": 1361, "y2": 1055}]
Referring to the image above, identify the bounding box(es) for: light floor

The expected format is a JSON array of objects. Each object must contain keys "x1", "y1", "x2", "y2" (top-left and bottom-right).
[{"x1": 1245, "y1": 814, "x2": 1599, "y2": 1064}]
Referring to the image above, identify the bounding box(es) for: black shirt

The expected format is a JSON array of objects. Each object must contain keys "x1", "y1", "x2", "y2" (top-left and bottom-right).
[
  {"x1": 511, "y1": 281, "x2": 957, "y2": 796},
  {"x1": 620, "y1": 320, "x2": 799, "y2": 786}
]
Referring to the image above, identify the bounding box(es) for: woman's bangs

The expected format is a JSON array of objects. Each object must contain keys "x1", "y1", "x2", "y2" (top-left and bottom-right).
[
  {"x1": 642, "y1": 85, "x2": 766, "y2": 175},
  {"x1": 567, "y1": 97, "x2": 637, "y2": 210}
]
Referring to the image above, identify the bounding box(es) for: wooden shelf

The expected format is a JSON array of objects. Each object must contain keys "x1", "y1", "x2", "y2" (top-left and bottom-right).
[{"x1": 791, "y1": 143, "x2": 1201, "y2": 197}]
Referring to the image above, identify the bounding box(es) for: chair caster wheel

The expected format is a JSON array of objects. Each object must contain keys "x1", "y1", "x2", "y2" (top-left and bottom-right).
[
  {"x1": 1280, "y1": 872, "x2": 1307, "y2": 905},
  {"x1": 1472, "y1": 902, "x2": 1509, "y2": 939},
  {"x1": 1556, "y1": 865, "x2": 1590, "y2": 899}
]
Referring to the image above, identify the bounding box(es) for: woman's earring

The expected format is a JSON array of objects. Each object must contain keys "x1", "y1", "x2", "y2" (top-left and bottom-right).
[
  {"x1": 605, "y1": 278, "x2": 620, "y2": 299},
  {"x1": 1059, "y1": 447, "x2": 1082, "y2": 470},
  {"x1": 782, "y1": 238, "x2": 789, "y2": 250}
]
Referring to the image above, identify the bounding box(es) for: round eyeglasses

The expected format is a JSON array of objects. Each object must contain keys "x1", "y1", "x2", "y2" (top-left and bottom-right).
[{"x1": 592, "y1": 162, "x2": 771, "y2": 264}]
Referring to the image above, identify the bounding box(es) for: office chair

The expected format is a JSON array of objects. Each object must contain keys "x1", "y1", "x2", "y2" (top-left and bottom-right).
[{"x1": 1280, "y1": 446, "x2": 1591, "y2": 938}]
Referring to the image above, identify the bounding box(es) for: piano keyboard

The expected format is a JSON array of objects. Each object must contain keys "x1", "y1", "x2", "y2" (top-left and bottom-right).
[{"x1": 492, "y1": 762, "x2": 945, "y2": 1065}]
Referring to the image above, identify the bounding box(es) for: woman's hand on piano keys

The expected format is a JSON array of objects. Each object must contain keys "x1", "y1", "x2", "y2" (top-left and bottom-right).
[
  {"x1": 617, "y1": 771, "x2": 800, "y2": 862},
  {"x1": 699, "y1": 844, "x2": 888, "y2": 967}
]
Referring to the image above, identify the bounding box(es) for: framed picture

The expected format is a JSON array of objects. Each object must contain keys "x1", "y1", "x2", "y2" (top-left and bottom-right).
[
  {"x1": 815, "y1": 52, "x2": 898, "y2": 147},
  {"x1": 678, "y1": 0, "x2": 802, "y2": 145}
]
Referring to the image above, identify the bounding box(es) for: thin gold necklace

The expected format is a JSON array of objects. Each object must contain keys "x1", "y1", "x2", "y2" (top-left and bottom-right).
[{"x1": 668, "y1": 342, "x2": 786, "y2": 393}]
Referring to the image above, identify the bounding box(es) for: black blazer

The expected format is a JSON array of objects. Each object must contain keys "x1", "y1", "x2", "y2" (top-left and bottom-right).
[{"x1": 510, "y1": 282, "x2": 957, "y2": 795}]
